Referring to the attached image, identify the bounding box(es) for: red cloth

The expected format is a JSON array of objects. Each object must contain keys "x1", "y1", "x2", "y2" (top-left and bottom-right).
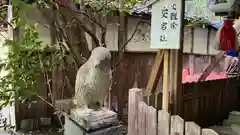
[{"x1": 219, "y1": 19, "x2": 237, "y2": 51}]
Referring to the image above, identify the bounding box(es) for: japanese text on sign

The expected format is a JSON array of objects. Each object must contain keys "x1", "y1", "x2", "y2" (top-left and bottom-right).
[
  {"x1": 159, "y1": 4, "x2": 179, "y2": 43},
  {"x1": 150, "y1": 0, "x2": 182, "y2": 49}
]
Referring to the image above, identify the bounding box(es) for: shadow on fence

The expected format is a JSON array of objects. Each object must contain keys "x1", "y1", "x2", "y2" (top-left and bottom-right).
[{"x1": 128, "y1": 88, "x2": 219, "y2": 135}]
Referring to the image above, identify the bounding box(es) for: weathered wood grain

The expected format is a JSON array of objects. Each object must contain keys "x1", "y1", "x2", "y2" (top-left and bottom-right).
[
  {"x1": 146, "y1": 106, "x2": 157, "y2": 135},
  {"x1": 128, "y1": 88, "x2": 143, "y2": 135},
  {"x1": 202, "y1": 129, "x2": 218, "y2": 135},
  {"x1": 146, "y1": 50, "x2": 164, "y2": 98},
  {"x1": 138, "y1": 102, "x2": 147, "y2": 135},
  {"x1": 171, "y1": 115, "x2": 184, "y2": 135},
  {"x1": 162, "y1": 50, "x2": 170, "y2": 111},
  {"x1": 158, "y1": 110, "x2": 170, "y2": 135},
  {"x1": 185, "y1": 122, "x2": 201, "y2": 135}
]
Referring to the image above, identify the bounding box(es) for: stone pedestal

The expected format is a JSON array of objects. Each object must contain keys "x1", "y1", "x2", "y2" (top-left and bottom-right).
[{"x1": 64, "y1": 108, "x2": 122, "y2": 135}]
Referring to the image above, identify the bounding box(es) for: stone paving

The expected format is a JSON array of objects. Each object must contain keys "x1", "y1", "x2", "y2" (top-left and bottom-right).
[{"x1": 0, "y1": 132, "x2": 9, "y2": 135}]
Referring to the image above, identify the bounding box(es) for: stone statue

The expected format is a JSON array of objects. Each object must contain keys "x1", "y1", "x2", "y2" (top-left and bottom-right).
[
  {"x1": 73, "y1": 47, "x2": 112, "y2": 111},
  {"x1": 65, "y1": 47, "x2": 122, "y2": 135}
]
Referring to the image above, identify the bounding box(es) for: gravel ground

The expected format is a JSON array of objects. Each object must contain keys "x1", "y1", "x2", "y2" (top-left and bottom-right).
[
  {"x1": 0, "y1": 129, "x2": 63, "y2": 135},
  {"x1": 0, "y1": 127, "x2": 126, "y2": 135},
  {"x1": 0, "y1": 121, "x2": 127, "y2": 135}
]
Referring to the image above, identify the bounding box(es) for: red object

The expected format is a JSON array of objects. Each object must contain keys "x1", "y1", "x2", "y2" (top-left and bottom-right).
[
  {"x1": 182, "y1": 69, "x2": 227, "y2": 83},
  {"x1": 219, "y1": 19, "x2": 237, "y2": 51},
  {"x1": 182, "y1": 69, "x2": 188, "y2": 81}
]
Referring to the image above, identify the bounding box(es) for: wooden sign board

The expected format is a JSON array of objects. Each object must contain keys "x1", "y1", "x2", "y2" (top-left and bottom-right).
[{"x1": 150, "y1": 0, "x2": 182, "y2": 49}]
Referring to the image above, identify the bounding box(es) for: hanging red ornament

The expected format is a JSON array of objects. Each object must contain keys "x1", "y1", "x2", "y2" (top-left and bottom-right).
[{"x1": 219, "y1": 19, "x2": 237, "y2": 51}]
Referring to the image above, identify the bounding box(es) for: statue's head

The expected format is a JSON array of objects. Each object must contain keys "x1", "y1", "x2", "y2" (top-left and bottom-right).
[{"x1": 90, "y1": 47, "x2": 111, "y2": 68}]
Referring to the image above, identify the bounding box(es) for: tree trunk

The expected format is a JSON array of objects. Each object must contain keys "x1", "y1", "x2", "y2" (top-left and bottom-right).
[{"x1": 57, "y1": 6, "x2": 90, "y2": 67}]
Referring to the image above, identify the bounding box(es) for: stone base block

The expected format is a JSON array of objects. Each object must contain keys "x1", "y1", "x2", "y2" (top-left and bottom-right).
[{"x1": 64, "y1": 108, "x2": 122, "y2": 135}]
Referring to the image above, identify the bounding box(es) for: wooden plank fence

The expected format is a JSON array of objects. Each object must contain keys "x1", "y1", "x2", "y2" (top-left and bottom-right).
[
  {"x1": 145, "y1": 76, "x2": 240, "y2": 127},
  {"x1": 182, "y1": 77, "x2": 240, "y2": 127},
  {"x1": 128, "y1": 88, "x2": 219, "y2": 135}
]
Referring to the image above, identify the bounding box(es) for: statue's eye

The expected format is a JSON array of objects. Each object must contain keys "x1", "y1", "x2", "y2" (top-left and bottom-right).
[{"x1": 100, "y1": 59, "x2": 104, "y2": 63}]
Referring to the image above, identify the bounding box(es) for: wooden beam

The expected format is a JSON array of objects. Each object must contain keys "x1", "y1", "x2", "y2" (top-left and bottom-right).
[
  {"x1": 146, "y1": 50, "x2": 164, "y2": 97},
  {"x1": 198, "y1": 52, "x2": 225, "y2": 82}
]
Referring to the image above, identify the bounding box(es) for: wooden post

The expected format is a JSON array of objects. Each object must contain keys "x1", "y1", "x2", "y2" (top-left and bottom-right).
[
  {"x1": 7, "y1": 4, "x2": 13, "y2": 41},
  {"x1": 149, "y1": 0, "x2": 184, "y2": 114},
  {"x1": 158, "y1": 110, "x2": 170, "y2": 135},
  {"x1": 171, "y1": 115, "x2": 184, "y2": 135},
  {"x1": 117, "y1": 0, "x2": 127, "y2": 120},
  {"x1": 162, "y1": 50, "x2": 169, "y2": 111},
  {"x1": 128, "y1": 88, "x2": 143, "y2": 135},
  {"x1": 202, "y1": 129, "x2": 219, "y2": 135},
  {"x1": 190, "y1": 27, "x2": 194, "y2": 54},
  {"x1": 169, "y1": 0, "x2": 184, "y2": 115},
  {"x1": 206, "y1": 26, "x2": 211, "y2": 55},
  {"x1": 138, "y1": 102, "x2": 147, "y2": 135},
  {"x1": 169, "y1": 50, "x2": 176, "y2": 112},
  {"x1": 169, "y1": 49, "x2": 183, "y2": 114},
  {"x1": 185, "y1": 122, "x2": 201, "y2": 135},
  {"x1": 146, "y1": 106, "x2": 157, "y2": 135},
  {"x1": 188, "y1": 27, "x2": 194, "y2": 76},
  {"x1": 7, "y1": 1, "x2": 17, "y2": 129},
  {"x1": 189, "y1": 55, "x2": 194, "y2": 75}
]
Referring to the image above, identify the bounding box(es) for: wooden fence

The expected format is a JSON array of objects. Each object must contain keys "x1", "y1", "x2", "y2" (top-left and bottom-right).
[
  {"x1": 181, "y1": 76, "x2": 240, "y2": 127},
  {"x1": 145, "y1": 76, "x2": 240, "y2": 127},
  {"x1": 128, "y1": 88, "x2": 219, "y2": 135}
]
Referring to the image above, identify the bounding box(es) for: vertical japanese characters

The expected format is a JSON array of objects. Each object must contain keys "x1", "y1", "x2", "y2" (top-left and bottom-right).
[
  {"x1": 170, "y1": 4, "x2": 178, "y2": 29},
  {"x1": 160, "y1": 3, "x2": 179, "y2": 43},
  {"x1": 160, "y1": 6, "x2": 168, "y2": 42},
  {"x1": 150, "y1": 0, "x2": 182, "y2": 49}
]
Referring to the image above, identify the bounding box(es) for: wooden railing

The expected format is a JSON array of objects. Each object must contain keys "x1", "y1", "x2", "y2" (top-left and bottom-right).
[{"x1": 128, "y1": 88, "x2": 219, "y2": 135}]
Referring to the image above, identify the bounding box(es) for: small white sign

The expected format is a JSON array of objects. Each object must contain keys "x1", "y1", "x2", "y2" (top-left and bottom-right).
[{"x1": 150, "y1": 0, "x2": 182, "y2": 49}]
